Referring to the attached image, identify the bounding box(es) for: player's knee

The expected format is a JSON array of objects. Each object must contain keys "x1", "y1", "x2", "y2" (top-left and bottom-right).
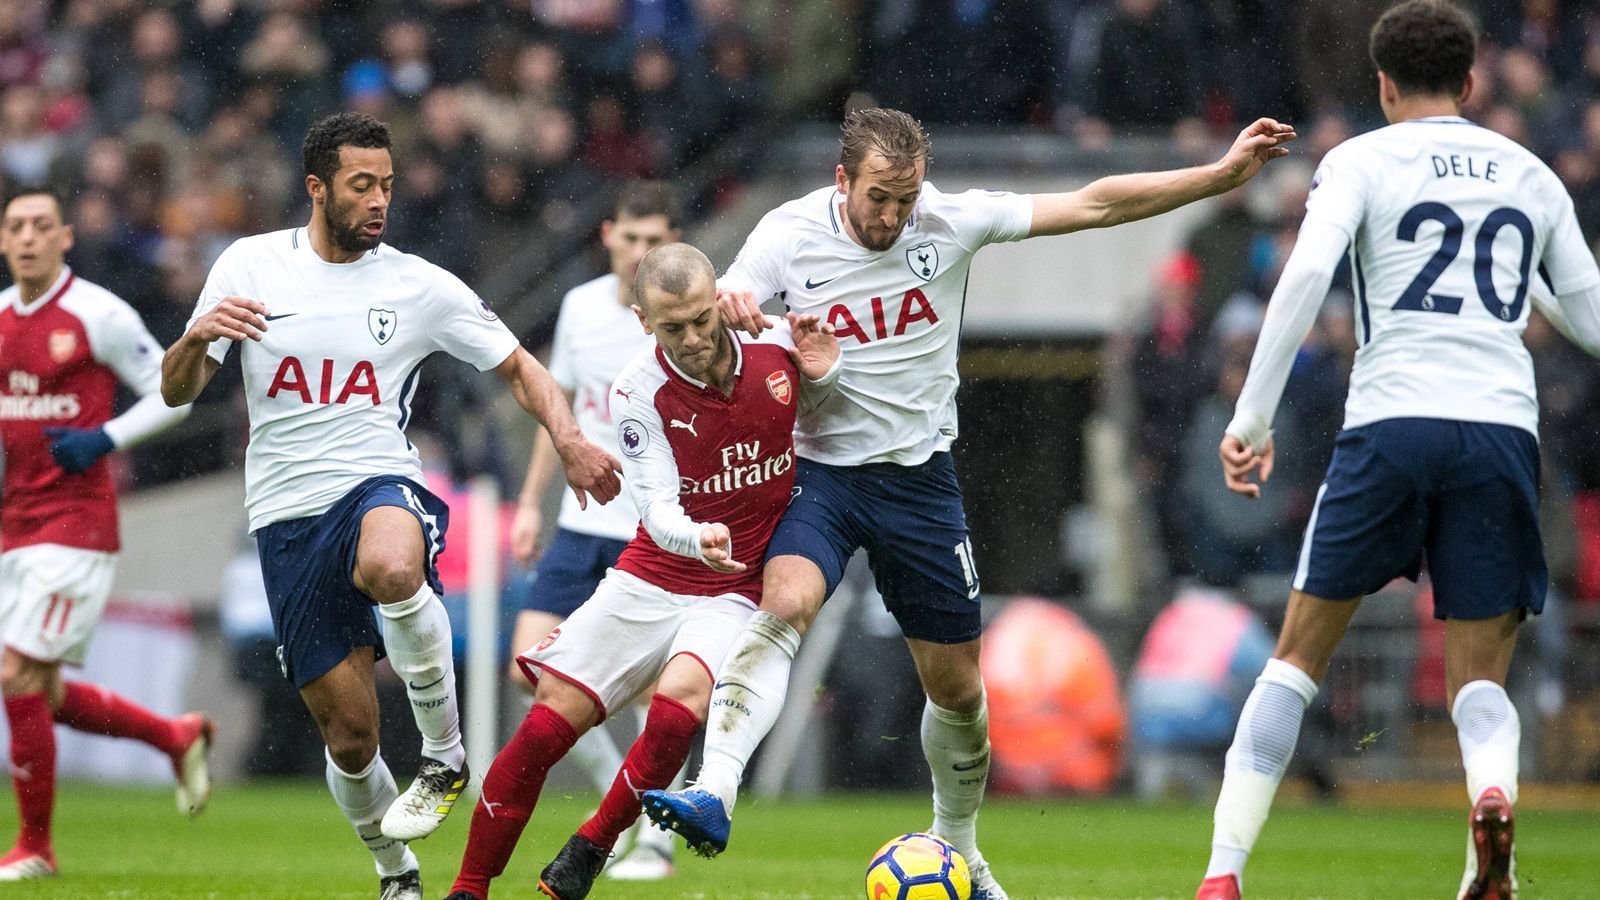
[
  {"x1": 0, "y1": 654, "x2": 52, "y2": 699},
  {"x1": 924, "y1": 679, "x2": 984, "y2": 715},
  {"x1": 324, "y1": 724, "x2": 379, "y2": 774},
  {"x1": 359, "y1": 551, "x2": 426, "y2": 604},
  {"x1": 760, "y1": 585, "x2": 822, "y2": 636}
]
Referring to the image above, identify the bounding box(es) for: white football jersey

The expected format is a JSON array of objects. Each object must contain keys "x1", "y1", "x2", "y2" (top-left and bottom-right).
[
  {"x1": 188, "y1": 228, "x2": 520, "y2": 531},
  {"x1": 1309, "y1": 116, "x2": 1600, "y2": 435},
  {"x1": 720, "y1": 181, "x2": 1032, "y2": 466},
  {"x1": 545, "y1": 273, "x2": 649, "y2": 540}
]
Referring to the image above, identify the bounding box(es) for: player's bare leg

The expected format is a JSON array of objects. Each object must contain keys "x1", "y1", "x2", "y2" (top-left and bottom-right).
[
  {"x1": 1446, "y1": 612, "x2": 1520, "y2": 900},
  {"x1": 300, "y1": 648, "x2": 420, "y2": 898},
  {"x1": 1199, "y1": 590, "x2": 1358, "y2": 899},
  {"x1": 0, "y1": 647, "x2": 212, "y2": 880},
  {"x1": 547, "y1": 655, "x2": 707, "y2": 898},
  {"x1": 449, "y1": 672, "x2": 598, "y2": 900},
  {"x1": 510, "y1": 609, "x2": 625, "y2": 798},
  {"x1": 907, "y1": 636, "x2": 1005, "y2": 900},
  {"x1": 642, "y1": 555, "x2": 817, "y2": 856},
  {"x1": 353, "y1": 506, "x2": 468, "y2": 840}
]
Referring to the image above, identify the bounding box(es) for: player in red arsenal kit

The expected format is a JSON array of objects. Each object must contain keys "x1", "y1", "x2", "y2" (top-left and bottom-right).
[
  {"x1": 444, "y1": 244, "x2": 839, "y2": 900},
  {"x1": 0, "y1": 191, "x2": 211, "y2": 881}
]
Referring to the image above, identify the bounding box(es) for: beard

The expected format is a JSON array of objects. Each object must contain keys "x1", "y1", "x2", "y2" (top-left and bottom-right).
[
  {"x1": 845, "y1": 206, "x2": 903, "y2": 252},
  {"x1": 324, "y1": 195, "x2": 382, "y2": 253}
]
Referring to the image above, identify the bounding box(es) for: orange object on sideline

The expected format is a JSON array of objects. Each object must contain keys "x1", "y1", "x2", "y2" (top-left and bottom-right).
[{"x1": 981, "y1": 597, "x2": 1125, "y2": 794}]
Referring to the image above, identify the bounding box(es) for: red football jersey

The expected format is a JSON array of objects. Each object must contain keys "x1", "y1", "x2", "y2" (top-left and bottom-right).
[
  {"x1": 608, "y1": 326, "x2": 817, "y2": 604},
  {"x1": 0, "y1": 269, "x2": 166, "y2": 551}
]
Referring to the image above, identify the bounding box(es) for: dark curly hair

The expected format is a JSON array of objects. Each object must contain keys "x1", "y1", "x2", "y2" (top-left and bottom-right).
[
  {"x1": 302, "y1": 112, "x2": 392, "y2": 185},
  {"x1": 1369, "y1": 0, "x2": 1477, "y2": 97}
]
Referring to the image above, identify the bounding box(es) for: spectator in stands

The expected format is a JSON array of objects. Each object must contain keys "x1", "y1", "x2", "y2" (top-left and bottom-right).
[
  {"x1": 99, "y1": 8, "x2": 211, "y2": 132},
  {"x1": 1130, "y1": 253, "x2": 1207, "y2": 572},
  {"x1": 0, "y1": 2, "x2": 46, "y2": 90},
  {"x1": 382, "y1": 18, "x2": 436, "y2": 101},
  {"x1": 1177, "y1": 319, "x2": 1295, "y2": 587},
  {"x1": 0, "y1": 83, "x2": 57, "y2": 187},
  {"x1": 1082, "y1": 0, "x2": 1203, "y2": 136},
  {"x1": 630, "y1": 38, "x2": 700, "y2": 169},
  {"x1": 524, "y1": 106, "x2": 601, "y2": 233},
  {"x1": 240, "y1": 12, "x2": 332, "y2": 141},
  {"x1": 1292, "y1": 0, "x2": 1389, "y2": 122}
]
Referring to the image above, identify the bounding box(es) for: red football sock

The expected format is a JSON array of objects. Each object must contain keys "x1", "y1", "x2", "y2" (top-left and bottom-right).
[
  {"x1": 4, "y1": 693, "x2": 56, "y2": 854},
  {"x1": 449, "y1": 703, "x2": 578, "y2": 899},
  {"x1": 578, "y1": 694, "x2": 700, "y2": 851},
  {"x1": 55, "y1": 682, "x2": 181, "y2": 756}
]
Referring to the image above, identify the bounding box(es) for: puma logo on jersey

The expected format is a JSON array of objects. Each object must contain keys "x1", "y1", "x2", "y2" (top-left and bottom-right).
[
  {"x1": 670, "y1": 413, "x2": 699, "y2": 437},
  {"x1": 615, "y1": 387, "x2": 632, "y2": 402}
]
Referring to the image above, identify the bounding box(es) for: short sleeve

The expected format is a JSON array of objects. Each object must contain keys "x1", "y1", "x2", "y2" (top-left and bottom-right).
[
  {"x1": 89, "y1": 300, "x2": 165, "y2": 396},
  {"x1": 1303, "y1": 145, "x2": 1370, "y2": 240},
  {"x1": 719, "y1": 209, "x2": 790, "y2": 301},
  {"x1": 187, "y1": 242, "x2": 243, "y2": 365},
  {"x1": 546, "y1": 294, "x2": 577, "y2": 390},
  {"x1": 944, "y1": 188, "x2": 1034, "y2": 249},
  {"x1": 1539, "y1": 177, "x2": 1600, "y2": 295},
  {"x1": 427, "y1": 268, "x2": 522, "y2": 371}
]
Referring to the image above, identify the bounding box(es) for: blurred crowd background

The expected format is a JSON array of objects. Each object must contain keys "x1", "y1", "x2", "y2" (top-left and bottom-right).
[{"x1": 6, "y1": 0, "x2": 1600, "y2": 789}]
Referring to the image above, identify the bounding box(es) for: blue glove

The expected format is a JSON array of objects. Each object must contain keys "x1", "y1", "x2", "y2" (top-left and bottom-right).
[{"x1": 43, "y1": 426, "x2": 114, "y2": 474}]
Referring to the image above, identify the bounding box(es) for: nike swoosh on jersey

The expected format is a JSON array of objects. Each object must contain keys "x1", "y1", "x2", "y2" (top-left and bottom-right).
[
  {"x1": 264, "y1": 313, "x2": 298, "y2": 321},
  {"x1": 408, "y1": 674, "x2": 448, "y2": 691},
  {"x1": 804, "y1": 275, "x2": 840, "y2": 289},
  {"x1": 952, "y1": 758, "x2": 987, "y2": 772}
]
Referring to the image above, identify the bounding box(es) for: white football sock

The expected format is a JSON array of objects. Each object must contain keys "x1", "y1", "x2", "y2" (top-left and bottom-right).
[
  {"x1": 696, "y1": 611, "x2": 801, "y2": 812},
  {"x1": 325, "y1": 748, "x2": 418, "y2": 878},
  {"x1": 1206, "y1": 657, "x2": 1318, "y2": 884},
  {"x1": 568, "y1": 723, "x2": 626, "y2": 795},
  {"x1": 1452, "y1": 680, "x2": 1520, "y2": 804},
  {"x1": 921, "y1": 690, "x2": 990, "y2": 864},
  {"x1": 378, "y1": 584, "x2": 465, "y2": 770}
]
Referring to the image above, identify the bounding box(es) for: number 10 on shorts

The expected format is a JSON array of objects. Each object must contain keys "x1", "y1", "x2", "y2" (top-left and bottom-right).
[{"x1": 953, "y1": 538, "x2": 980, "y2": 600}]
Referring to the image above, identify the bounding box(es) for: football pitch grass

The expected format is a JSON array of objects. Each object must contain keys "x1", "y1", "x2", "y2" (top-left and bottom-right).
[{"x1": 9, "y1": 782, "x2": 1593, "y2": 898}]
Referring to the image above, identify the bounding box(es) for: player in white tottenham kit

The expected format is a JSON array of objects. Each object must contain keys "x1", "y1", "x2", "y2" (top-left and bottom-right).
[
  {"x1": 645, "y1": 106, "x2": 1296, "y2": 898},
  {"x1": 1194, "y1": 4, "x2": 1600, "y2": 899},
  {"x1": 160, "y1": 113, "x2": 621, "y2": 900},
  {"x1": 504, "y1": 181, "x2": 682, "y2": 880}
]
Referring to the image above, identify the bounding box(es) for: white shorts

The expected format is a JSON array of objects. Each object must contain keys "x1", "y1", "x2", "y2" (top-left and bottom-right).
[
  {"x1": 518, "y1": 568, "x2": 756, "y2": 717},
  {"x1": 0, "y1": 544, "x2": 117, "y2": 666}
]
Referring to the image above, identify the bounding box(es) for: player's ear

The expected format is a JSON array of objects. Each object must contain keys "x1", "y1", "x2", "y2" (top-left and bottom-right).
[
  {"x1": 59, "y1": 223, "x2": 74, "y2": 254},
  {"x1": 835, "y1": 164, "x2": 849, "y2": 194},
  {"x1": 305, "y1": 174, "x2": 324, "y2": 205},
  {"x1": 1459, "y1": 70, "x2": 1474, "y2": 107},
  {"x1": 632, "y1": 303, "x2": 651, "y2": 333},
  {"x1": 600, "y1": 219, "x2": 615, "y2": 247}
]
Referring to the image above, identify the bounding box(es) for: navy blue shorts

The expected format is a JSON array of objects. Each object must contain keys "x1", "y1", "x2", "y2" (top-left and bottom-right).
[
  {"x1": 515, "y1": 528, "x2": 630, "y2": 618},
  {"x1": 766, "y1": 452, "x2": 981, "y2": 644},
  {"x1": 1294, "y1": 418, "x2": 1545, "y2": 620},
  {"x1": 256, "y1": 475, "x2": 448, "y2": 689}
]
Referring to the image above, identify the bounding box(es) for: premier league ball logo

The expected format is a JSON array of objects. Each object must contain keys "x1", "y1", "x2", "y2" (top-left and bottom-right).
[
  {"x1": 619, "y1": 419, "x2": 648, "y2": 457},
  {"x1": 906, "y1": 243, "x2": 938, "y2": 281}
]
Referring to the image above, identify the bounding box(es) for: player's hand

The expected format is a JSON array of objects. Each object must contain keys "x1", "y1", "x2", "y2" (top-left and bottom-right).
[
  {"x1": 556, "y1": 436, "x2": 623, "y2": 509},
  {"x1": 187, "y1": 296, "x2": 270, "y2": 344},
  {"x1": 698, "y1": 523, "x2": 746, "y2": 573},
  {"x1": 44, "y1": 426, "x2": 114, "y2": 474},
  {"x1": 509, "y1": 501, "x2": 543, "y2": 565},
  {"x1": 787, "y1": 312, "x2": 839, "y2": 380},
  {"x1": 717, "y1": 288, "x2": 769, "y2": 339},
  {"x1": 1220, "y1": 433, "x2": 1275, "y2": 499},
  {"x1": 1217, "y1": 118, "x2": 1297, "y2": 189}
]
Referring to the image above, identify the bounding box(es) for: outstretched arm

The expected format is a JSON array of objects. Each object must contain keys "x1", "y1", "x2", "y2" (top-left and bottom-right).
[
  {"x1": 493, "y1": 347, "x2": 622, "y2": 509},
  {"x1": 1029, "y1": 118, "x2": 1296, "y2": 237}
]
